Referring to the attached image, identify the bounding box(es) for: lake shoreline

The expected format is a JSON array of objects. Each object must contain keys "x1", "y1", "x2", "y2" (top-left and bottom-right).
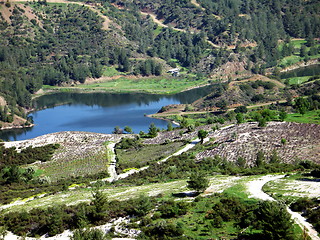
[
  {"x1": 279, "y1": 59, "x2": 319, "y2": 73},
  {"x1": 34, "y1": 81, "x2": 212, "y2": 100}
]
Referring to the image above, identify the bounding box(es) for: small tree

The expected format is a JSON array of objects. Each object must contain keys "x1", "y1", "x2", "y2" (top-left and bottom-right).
[
  {"x1": 180, "y1": 117, "x2": 188, "y2": 128},
  {"x1": 256, "y1": 151, "x2": 265, "y2": 167},
  {"x1": 236, "y1": 113, "x2": 244, "y2": 124},
  {"x1": 92, "y1": 190, "x2": 108, "y2": 222},
  {"x1": 167, "y1": 122, "x2": 173, "y2": 131},
  {"x1": 187, "y1": 172, "x2": 209, "y2": 193},
  {"x1": 269, "y1": 150, "x2": 280, "y2": 164},
  {"x1": 237, "y1": 157, "x2": 246, "y2": 168},
  {"x1": 148, "y1": 123, "x2": 158, "y2": 138},
  {"x1": 198, "y1": 129, "x2": 208, "y2": 144},
  {"x1": 294, "y1": 97, "x2": 310, "y2": 115},
  {"x1": 112, "y1": 126, "x2": 123, "y2": 134},
  {"x1": 279, "y1": 110, "x2": 287, "y2": 121},
  {"x1": 124, "y1": 126, "x2": 133, "y2": 134},
  {"x1": 256, "y1": 201, "x2": 295, "y2": 240},
  {"x1": 72, "y1": 228, "x2": 107, "y2": 240},
  {"x1": 187, "y1": 124, "x2": 195, "y2": 132},
  {"x1": 258, "y1": 117, "x2": 267, "y2": 127}
]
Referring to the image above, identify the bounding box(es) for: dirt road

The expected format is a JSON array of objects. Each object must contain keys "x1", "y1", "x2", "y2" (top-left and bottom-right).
[
  {"x1": 10, "y1": 0, "x2": 111, "y2": 30},
  {"x1": 246, "y1": 175, "x2": 320, "y2": 240}
]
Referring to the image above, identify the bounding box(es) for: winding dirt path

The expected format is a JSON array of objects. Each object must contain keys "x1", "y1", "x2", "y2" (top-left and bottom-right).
[
  {"x1": 140, "y1": 11, "x2": 220, "y2": 48},
  {"x1": 10, "y1": 0, "x2": 111, "y2": 30},
  {"x1": 247, "y1": 175, "x2": 285, "y2": 201},
  {"x1": 103, "y1": 142, "x2": 118, "y2": 182},
  {"x1": 190, "y1": 0, "x2": 221, "y2": 20},
  {"x1": 229, "y1": 75, "x2": 286, "y2": 88},
  {"x1": 247, "y1": 175, "x2": 320, "y2": 240}
]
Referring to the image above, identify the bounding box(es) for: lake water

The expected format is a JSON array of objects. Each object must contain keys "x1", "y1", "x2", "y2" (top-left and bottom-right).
[
  {"x1": 280, "y1": 64, "x2": 320, "y2": 79},
  {"x1": 0, "y1": 86, "x2": 213, "y2": 141}
]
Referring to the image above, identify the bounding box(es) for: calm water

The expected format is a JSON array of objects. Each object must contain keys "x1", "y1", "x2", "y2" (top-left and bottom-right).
[
  {"x1": 280, "y1": 64, "x2": 320, "y2": 79},
  {"x1": 0, "y1": 86, "x2": 213, "y2": 141}
]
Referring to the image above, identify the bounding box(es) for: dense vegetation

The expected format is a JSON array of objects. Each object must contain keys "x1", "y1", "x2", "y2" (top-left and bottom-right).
[
  {"x1": 0, "y1": 190, "x2": 300, "y2": 240},
  {"x1": 1, "y1": 0, "x2": 319, "y2": 123},
  {"x1": 291, "y1": 197, "x2": 320, "y2": 233},
  {"x1": 0, "y1": 1, "x2": 319, "y2": 239},
  {"x1": 0, "y1": 142, "x2": 110, "y2": 204},
  {"x1": 111, "y1": 0, "x2": 319, "y2": 66},
  {"x1": 115, "y1": 151, "x2": 318, "y2": 186}
]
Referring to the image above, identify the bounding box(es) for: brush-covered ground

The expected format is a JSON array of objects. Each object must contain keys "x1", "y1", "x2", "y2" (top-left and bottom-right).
[{"x1": 0, "y1": 122, "x2": 319, "y2": 240}]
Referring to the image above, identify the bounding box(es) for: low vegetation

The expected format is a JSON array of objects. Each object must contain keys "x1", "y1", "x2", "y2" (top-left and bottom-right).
[
  {"x1": 0, "y1": 189, "x2": 305, "y2": 240},
  {"x1": 0, "y1": 1, "x2": 319, "y2": 239},
  {"x1": 115, "y1": 138, "x2": 185, "y2": 173}
]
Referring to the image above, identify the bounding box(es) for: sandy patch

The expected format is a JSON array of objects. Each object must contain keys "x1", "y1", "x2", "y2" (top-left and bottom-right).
[
  {"x1": 0, "y1": 96, "x2": 7, "y2": 106},
  {"x1": 246, "y1": 175, "x2": 285, "y2": 201},
  {"x1": 205, "y1": 176, "x2": 242, "y2": 194}
]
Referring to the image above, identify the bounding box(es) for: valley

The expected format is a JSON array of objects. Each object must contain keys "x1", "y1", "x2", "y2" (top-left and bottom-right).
[{"x1": 0, "y1": 0, "x2": 319, "y2": 239}]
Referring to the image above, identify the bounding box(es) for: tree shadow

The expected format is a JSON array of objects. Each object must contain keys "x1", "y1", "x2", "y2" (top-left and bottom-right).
[
  {"x1": 296, "y1": 177, "x2": 320, "y2": 182},
  {"x1": 172, "y1": 192, "x2": 200, "y2": 198}
]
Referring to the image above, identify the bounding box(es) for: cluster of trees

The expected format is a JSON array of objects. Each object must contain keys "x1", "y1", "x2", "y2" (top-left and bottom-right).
[
  {"x1": 291, "y1": 197, "x2": 320, "y2": 233},
  {"x1": 0, "y1": 143, "x2": 59, "y2": 168},
  {"x1": 0, "y1": 1, "x2": 216, "y2": 121},
  {"x1": 0, "y1": 188, "x2": 298, "y2": 240},
  {"x1": 0, "y1": 143, "x2": 59, "y2": 185},
  {"x1": 111, "y1": 0, "x2": 319, "y2": 68},
  {"x1": 0, "y1": 191, "x2": 154, "y2": 237},
  {"x1": 133, "y1": 59, "x2": 162, "y2": 76},
  {"x1": 294, "y1": 95, "x2": 320, "y2": 115},
  {"x1": 0, "y1": 3, "x2": 114, "y2": 119},
  {"x1": 1, "y1": 0, "x2": 318, "y2": 124},
  {"x1": 0, "y1": 106, "x2": 12, "y2": 123},
  {"x1": 116, "y1": 150, "x2": 315, "y2": 187}
]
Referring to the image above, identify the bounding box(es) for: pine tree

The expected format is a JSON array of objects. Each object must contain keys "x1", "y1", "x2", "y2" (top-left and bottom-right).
[{"x1": 91, "y1": 190, "x2": 108, "y2": 222}]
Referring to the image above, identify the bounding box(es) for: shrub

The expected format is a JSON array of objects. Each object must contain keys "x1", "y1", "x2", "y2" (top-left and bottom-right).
[{"x1": 187, "y1": 172, "x2": 209, "y2": 192}]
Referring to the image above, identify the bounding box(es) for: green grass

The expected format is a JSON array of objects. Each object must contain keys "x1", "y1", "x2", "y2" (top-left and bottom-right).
[
  {"x1": 285, "y1": 110, "x2": 320, "y2": 124},
  {"x1": 291, "y1": 40, "x2": 307, "y2": 48},
  {"x1": 42, "y1": 85, "x2": 57, "y2": 89},
  {"x1": 153, "y1": 25, "x2": 163, "y2": 36},
  {"x1": 278, "y1": 40, "x2": 306, "y2": 52},
  {"x1": 164, "y1": 113, "x2": 209, "y2": 126},
  {"x1": 34, "y1": 168, "x2": 44, "y2": 177},
  {"x1": 1, "y1": 179, "x2": 189, "y2": 213},
  {"x1": 116, "y1": 141, "x2": 185, "y2": 172},
  {"x1": 223, "y1": 184, "x2": 252, "y2": 201},
  {"x1": 102, "y1": 66, "x2": 121, "y2": 77},
  {"x1": 286, "y1": 76, "x2": 311, "y2": 85},
  {"x1": 278, "y1": 55, "x2": 302, "y2": 68},
  {"x1": 35, "y1": 150, "x2": 109, "y2": 181},
  {"x1": 277, "y1": 39, "x2": 320, "y2": 68},
  {"x1": 76, "y1": 76, "x2": 209, "y2": 94}
]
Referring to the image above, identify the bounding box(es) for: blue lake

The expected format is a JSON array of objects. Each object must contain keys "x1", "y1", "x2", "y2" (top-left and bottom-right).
[{"x1": 0, "y1": 86, "x2": 213, "y2": 141}]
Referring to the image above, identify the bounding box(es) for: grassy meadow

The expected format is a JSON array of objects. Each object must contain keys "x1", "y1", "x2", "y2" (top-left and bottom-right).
[{"x1": 285, "y1": 110, "x2": 320, "y2": 124}]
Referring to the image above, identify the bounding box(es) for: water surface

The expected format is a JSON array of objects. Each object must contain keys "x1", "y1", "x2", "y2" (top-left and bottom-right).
[
  {"x1": 280, "y1": 64, "x2": 320, "y2": 79},
  {"x1": 0, "y1": 86, "x2": 213, "y2": 141}
]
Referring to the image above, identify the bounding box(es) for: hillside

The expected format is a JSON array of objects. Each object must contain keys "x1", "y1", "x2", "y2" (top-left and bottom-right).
[
  {"x1": 0, "y1": 0, "x2": 319, "y2": 127},
  {"x1": 0, "y1": 122, "x2": 320, "y2": 239},
  {"x1": 0, "y1": 0, "x2": 320, "y2": 239}
]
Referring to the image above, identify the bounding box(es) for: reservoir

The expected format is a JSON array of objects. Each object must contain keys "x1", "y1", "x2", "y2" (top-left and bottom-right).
[
  {"x1": 280, "y1": 64, "x2": 320, "y2": 79},
  {"x1": 0, "y1": 86, "x2": 213, "y2": 141}
]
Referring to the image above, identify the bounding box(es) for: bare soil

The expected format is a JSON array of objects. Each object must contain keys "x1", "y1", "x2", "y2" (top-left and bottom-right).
[
  {"x1": 0, "y1": 96, "x2": 7, "y2": 106},
  {"x1": 196, "y1": 122, "x2": 320, "y2": 165},
  {"x1": 0, "y1": 115, "x2": 31, "y2": 131}
]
